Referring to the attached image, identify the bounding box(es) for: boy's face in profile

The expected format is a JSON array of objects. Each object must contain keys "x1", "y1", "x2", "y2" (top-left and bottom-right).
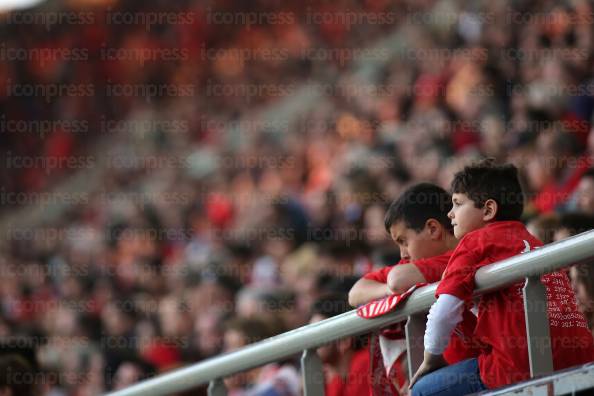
[
  {"x1": 389, "y1": 220, "x2": 445, "y2": 261},
  {"x1": 448, "y1": 193, "x2": 488, "y2": 239}
]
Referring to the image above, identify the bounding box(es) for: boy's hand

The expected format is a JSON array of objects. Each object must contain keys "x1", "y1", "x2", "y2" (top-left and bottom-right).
[{"x1": 409, "y1": 352, "x2": 447, "y2": 390}]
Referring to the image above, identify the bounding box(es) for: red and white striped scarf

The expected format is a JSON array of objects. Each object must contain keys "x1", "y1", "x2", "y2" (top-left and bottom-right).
[{"x1": 357, "y1": 284, "x2": 427, "y2": 396}]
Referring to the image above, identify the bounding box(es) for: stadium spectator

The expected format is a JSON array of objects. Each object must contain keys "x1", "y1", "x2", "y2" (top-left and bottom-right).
[
  {"x1": 410, "y1": 161, "x2": 594, "y2": 396},
  {"x1": 569, "y1": 263, "x2": 594, "y2": 337},
  {"x1": 349, "y1": 183, "x2": 478, "y2": 393},
  {"x1": 309, "y1": 293, "x2": 370, "y2": 396},
  {"x1": 526, "y1": 213, "x2": 560, "y2": 244},
  {"x1": 553, "y1": 212, "x2": 594, "y2": 241},
  {"x1": 349, "y1": 183, "x2": 459, "y2": 306},
  {"x1": 0, "y1": 354, "x2": 36, "y2": 396},
  {"x1": 111, "y1": 359, "x2": 155, "y2": 391},
  {"x1": 222, "y1": 317, "x2": 299, "y2": 396},
  {"x1": 575, "y1": 169, "x2": 594, "y2": 215},
  {"x1": 552, "y1": 213, "x2": 594, "y2": 337}
]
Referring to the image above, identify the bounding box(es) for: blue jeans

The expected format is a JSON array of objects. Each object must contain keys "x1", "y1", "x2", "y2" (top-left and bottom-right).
[{"x1": 411, "y1": 358, "x2": 487, "y2": 396}]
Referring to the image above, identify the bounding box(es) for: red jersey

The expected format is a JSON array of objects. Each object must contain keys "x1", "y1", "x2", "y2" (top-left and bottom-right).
[
  {"x1": 363, "y1": 251, "x2": 453, "y2": 284},
  {"x1": 325, "y1": 349, "x2": 371, "y2": 396},
  {"x1": 363, "y1": 251, "x2": 479, "y2": 365},
  {"x1": 437, "y1": 221, "x2": 594, "y2": 389}
]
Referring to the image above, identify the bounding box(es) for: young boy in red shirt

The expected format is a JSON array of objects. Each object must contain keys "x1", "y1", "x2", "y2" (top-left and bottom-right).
[{"x1": 410, "y1": 160, "x2": 594, "y2": 396}]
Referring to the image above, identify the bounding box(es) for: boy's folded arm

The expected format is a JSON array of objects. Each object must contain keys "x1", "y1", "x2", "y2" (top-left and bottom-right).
[
  {"x1": 348, "y1": 278, "x2": 391, "y2": 307},
  {"x1": 424, "y1": 294, "x2": 465, "y2": 355},
  {"x1": 386, "y1": 263, "x2": 426, "y2": 294}
]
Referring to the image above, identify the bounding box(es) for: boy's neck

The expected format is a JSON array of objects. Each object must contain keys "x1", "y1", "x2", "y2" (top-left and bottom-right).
[{"x1": 444, "y1": 232, "x2": 459, "y2": 251}]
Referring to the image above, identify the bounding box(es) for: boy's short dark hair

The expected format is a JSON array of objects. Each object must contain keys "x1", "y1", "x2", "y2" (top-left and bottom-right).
[
  {"x1": 451, "y1": 159, "x2": 524, "y2": 221},
  {"x1": 384, "y1": 183, "x2": 453, "y2": 233}
]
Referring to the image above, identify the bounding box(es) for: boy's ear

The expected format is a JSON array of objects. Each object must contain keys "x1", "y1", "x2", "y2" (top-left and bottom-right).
[
  {"x1": 425, "y1": 219, "x2": 443, "y2": 240},
  {"x1": 483, "y1": 199, "x2": 498, "y2": 222}
]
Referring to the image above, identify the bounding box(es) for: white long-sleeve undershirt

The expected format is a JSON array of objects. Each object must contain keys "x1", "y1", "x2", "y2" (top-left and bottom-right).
[{"x1": 424, "y1": 294, "x2": 465, "y2": 355}]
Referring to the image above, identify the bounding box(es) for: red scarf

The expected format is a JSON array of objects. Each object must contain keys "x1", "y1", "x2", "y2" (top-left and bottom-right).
[{"x1": 357, "y1": 284, "x2": 427, "y2": 395}]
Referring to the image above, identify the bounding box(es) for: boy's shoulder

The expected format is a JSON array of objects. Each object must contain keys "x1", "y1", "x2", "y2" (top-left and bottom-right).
[
  {"x1": 456, "y1": 221, "x2": 542, "y2": 258},
  {"x1": 363, "y1": 259, "x2": 409, "y2": 283},
  {"x1": 462, "y1": 220, "x2": 536, "y2": 242},
  {"x1": 415, "y1": 250, "x2": 453, "y2": 265}
]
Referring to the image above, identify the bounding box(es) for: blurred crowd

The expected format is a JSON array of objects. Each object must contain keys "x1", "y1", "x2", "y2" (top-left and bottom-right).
[
  {"x1": 2, "y1": 0, "x2": 594, "y2": 395},
  {"x1": 0, "y1": 0, "x2": 399, "y2": 198}
]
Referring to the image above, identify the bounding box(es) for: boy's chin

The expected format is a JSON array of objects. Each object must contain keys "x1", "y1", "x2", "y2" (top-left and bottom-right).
[{"x1": 453, "y1": 228, "x2": 467, "y2": 239}]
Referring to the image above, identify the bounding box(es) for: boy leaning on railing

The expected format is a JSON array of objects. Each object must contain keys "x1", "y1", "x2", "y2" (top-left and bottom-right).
[{"x1": 349, "y1": 183, "x2": 479, "y2": 394}]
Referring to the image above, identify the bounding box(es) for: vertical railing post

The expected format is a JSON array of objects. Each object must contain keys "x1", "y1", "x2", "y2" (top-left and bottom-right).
[
  {"x1": 405, "y1": 313, "x2": 426, "y2": 381},
  {"x1": 523, "y1": 276, "x2": 553, "y2": 377},
  {"x1": 208, "y1": 379, "x2": 227, "y2": 396},
  {"x1": 301, "y1": 349, "x2": 325, "y2": 396}
]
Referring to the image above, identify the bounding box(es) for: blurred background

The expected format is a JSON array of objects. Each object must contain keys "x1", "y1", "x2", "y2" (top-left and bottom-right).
[{"x1": 1, "y1": 0, "x2": 594, "y2": 395}]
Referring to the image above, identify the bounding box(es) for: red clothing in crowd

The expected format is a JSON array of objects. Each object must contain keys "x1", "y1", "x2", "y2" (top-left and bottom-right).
[
  {"x1": 532, "y1": 155, "x2": 592, "y2": 213},
  {"x1": 325, "y1": 349, "x2": 371, "y2": 396},
  {"x1": 437, "y1": 221, "x2": 594, "y2": 389}
]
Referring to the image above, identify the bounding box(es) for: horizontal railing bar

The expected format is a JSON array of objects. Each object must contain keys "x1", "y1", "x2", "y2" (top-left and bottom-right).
[
  {"x1": 105, "y1": 230, "x2": 594, "y2": 396},
  {"x1": 474, "y1": 232, "x2": 594, "y2": 292},
  {"x1": 105, "y1": 285, "x2": 438, "y2": 396},
  {"x1": 482, "y1": 363, "x2": 594, "y2": 395}
]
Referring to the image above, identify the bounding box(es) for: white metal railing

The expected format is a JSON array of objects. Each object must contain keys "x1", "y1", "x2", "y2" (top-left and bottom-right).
[
  {"x1": 105, "y1": 230, "x2": 594, "y2": 396},
  {"x1": 484, "y1": 363, "x2": 594, "y2": 396}
]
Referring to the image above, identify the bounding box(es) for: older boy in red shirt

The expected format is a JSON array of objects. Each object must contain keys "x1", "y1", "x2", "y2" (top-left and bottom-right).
[
  {"x1": 349, "y1": 183, "x2": 459, "y2": 307},
  {"x1": 348, "y1": 183, "x2": 478, "y2": 392}
]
